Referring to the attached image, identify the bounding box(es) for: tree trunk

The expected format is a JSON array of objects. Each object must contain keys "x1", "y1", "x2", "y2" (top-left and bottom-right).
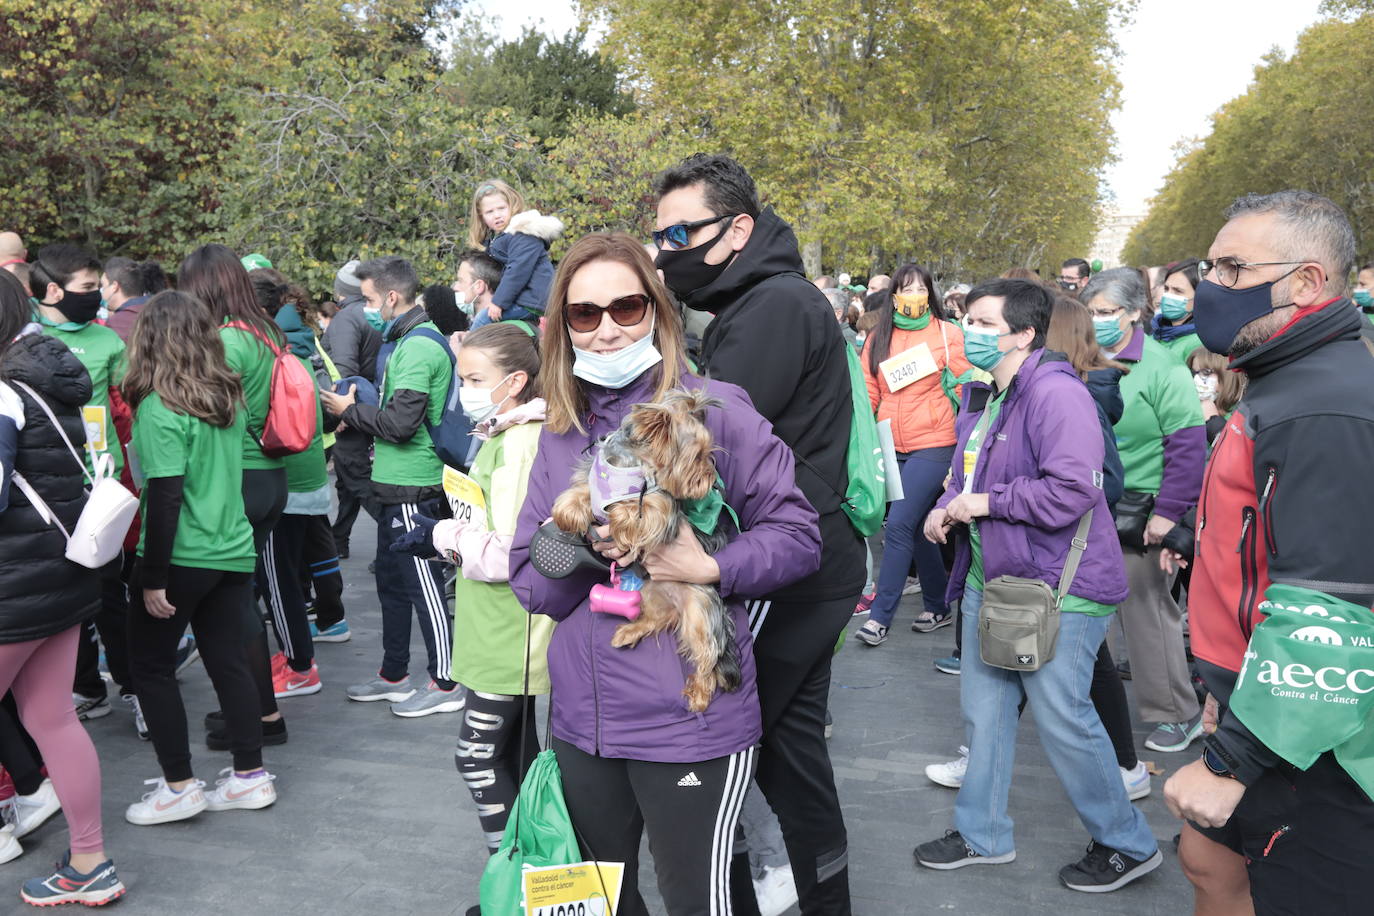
[{"x1": 801, "y1": 237, "x2": 822, "y2": 280}]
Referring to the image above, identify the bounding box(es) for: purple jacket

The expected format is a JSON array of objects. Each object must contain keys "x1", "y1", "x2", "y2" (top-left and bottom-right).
[
  {"x1": 510, "y1": 369, "x2": 822, "y2": 762},
  {"x1": 937, "y1": 350, "x2": 1129, "y2": 607}
]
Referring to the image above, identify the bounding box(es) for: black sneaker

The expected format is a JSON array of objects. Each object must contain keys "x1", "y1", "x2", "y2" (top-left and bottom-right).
[
  {"x1": 73, "y1": 693, "x2": 112, "y2": 720},
  {"x1": 1058, "y1": 841, "x2": 1162, "y2": 893},
  {"x1": 914, "y1": 830, "x2": 1016, "y2": 870},
  {"x1": 206, "y1": 716, "x2": 288, "y2": 750}
]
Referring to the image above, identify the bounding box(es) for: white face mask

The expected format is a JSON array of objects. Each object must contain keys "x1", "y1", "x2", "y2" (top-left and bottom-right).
[
  {"x1": 458, "y1": 373, "x2": 514, "y2": 423},
  {"x1": 572, "y1": 320, "x2": 662, "y2": 389},
  {"x1": 1194, "y1": 372, "x2": 1218, "y2": 402}
]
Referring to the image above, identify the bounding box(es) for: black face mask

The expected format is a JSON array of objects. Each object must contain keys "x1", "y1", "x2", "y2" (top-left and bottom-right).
[
  {"x1": 55, "y1": 289, "x2": 102, "y2": 325},
  {"x1": 655, "y1": 221, "x2": 734, "y2": 302},
  {"x1": 1192, "y1": 274, "x2": 1292, "y2": 355}
]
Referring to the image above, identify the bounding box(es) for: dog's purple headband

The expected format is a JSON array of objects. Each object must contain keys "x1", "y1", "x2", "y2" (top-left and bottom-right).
[{"x1": 588, "y1": 449, "x2": 660, "y2": 523}]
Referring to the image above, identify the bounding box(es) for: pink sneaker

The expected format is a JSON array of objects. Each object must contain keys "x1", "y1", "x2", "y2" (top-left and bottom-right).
[{"x1": 853, "y1": 592, "x2": 875, "y2": 616}]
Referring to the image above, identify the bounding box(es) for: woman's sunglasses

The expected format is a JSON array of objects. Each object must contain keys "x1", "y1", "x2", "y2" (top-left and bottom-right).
[{"x1": 564, "y1": 293, "x2": 651, "y2": 333}]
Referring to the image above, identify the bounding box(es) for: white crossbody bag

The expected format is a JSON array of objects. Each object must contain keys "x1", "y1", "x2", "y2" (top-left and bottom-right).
[{"x1": 7, "y1": 380, "x2": 138, "y2": 569}]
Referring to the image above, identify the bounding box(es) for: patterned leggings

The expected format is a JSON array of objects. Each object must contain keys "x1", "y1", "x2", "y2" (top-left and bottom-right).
[{"x1": 454, "y1": 690, "x2": 539, "y2": 851}]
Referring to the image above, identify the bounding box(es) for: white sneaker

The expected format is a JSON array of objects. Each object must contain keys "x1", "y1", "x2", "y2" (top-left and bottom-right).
[
  {"x1": 902, "y1": 577, "x2": 923, "y2": 596},
  {"x1": 11, "y1": 778, "x2": 61, "y2": 838},
  {"x1": 125, "y1": 778, "x2": 207, "y2": 826},
  {"x1": 1122, "y1": 761, "x2": 1151, "y2": 801},
  {"x1": 0, "y1": 824, "x2": 21, "y2": 865},
  {"x1": 753, "y1": 863, "x2": 798, "y2": 916},
  {"x1": 205, "y1": 768, "x2": 277, "y2": 812},
  {"x1": 926, "y1": 747, "x2": 969, "y2": 789},
  {"x1": 123, "y1": 693, "x2": 149, "y2": 740}
]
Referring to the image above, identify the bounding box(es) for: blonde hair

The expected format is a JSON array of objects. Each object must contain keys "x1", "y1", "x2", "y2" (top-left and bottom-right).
[
  {"x1": 541, "y1": 233, "x2": 693, "y2": 435},
  {"x1": 467, "y1": 179, "x2": 528, "y2": 249}
]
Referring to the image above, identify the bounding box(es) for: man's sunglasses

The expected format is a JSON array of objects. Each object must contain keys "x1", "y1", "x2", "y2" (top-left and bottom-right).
[
  {"x1": 652, "y1": 214, "x2": 737, "y2": 251},
  {"x1": 564, "y1": 293, "x2": 652, "y2": 333}
]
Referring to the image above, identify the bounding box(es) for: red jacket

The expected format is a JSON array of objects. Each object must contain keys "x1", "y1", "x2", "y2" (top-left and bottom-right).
[{"x1": 1191, "y1": 301, "x2": 1374, "y2": 784}]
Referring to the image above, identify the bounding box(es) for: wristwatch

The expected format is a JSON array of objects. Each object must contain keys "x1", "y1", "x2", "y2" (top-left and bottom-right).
[{"x1": 1202, "y1": 746, "x2": 1237, "y2": 780}]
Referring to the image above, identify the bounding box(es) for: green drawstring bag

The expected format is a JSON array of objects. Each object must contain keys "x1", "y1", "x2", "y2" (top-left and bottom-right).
[
  {"x1": 478, "y1": 748, "x2": 583, "y2": 914},
  {"x1": 1229, "y1": 584, "x2": 1374, "y2": 797}
]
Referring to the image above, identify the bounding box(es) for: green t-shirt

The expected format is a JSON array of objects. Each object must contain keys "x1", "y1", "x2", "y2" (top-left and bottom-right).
[
  {"x1": 964, "y1": 389, "x2": 1007, "y2": 592},
  {"x1": 133, "y1": 392, "x2": 256, "y2": 573},
  {"x1": 280, "y1": 354, "x2": 328, "y2": 493},
  {"x1": 219, "y1": 323, "x2": 285, "y2": 472},
  {"x1": 40, "y1": 321, "x2": 125, "y2": 477},
  {"x1": 374, "y1": 322, "x2": 453, "y2": 488},
  {"x1": 1112, "y1": 336, "x2": 1204, "y2": 495},
  {"x1": 450, "y1": 421, "x2": 555, "y2": 694},
  {"x1": 964, "y1": 389, "x2": 1113, "y2": 616}
]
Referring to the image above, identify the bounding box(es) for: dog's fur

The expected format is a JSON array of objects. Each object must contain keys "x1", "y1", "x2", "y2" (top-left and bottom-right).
[{"x1": 551, "y1": 388, "x2": 742, "y2": 712}]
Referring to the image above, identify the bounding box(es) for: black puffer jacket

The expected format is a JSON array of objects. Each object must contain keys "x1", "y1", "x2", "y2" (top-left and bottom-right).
[{"x1": 0, "y1": 332, "x2": 100, "y2": 644}]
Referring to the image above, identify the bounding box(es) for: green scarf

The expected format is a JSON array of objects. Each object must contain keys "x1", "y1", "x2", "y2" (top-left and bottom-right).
[
  {"x1": 892, "y1": 311, "x2": 930, "y2": 331},
  {"x1": 34, "y1": 306, "x2": 87, "y2": 333},
  {"x1": 679, "y1": 474, "x2": 741, "y2": 536}
]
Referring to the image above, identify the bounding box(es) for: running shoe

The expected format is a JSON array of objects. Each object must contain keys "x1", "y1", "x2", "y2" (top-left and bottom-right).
[
  {"x1": 72, "y1": 693, "x2": 111, "y2": 721},
  {"x1": 1058, "y1": 841, "x2": 1163, "y2": 893},
  {"x1": 902, "y1": 577, "x2": 922, "y2": 596},
  {"x1": 0, "y1": 766, "x2": 14, "y2": 803},
  {"x1": 853, "y1": 592, "x2": 875, "y2": 616},
  {"x1": 925, "y1": 747, "x2": 968, "y2": 789},
  {"x1": 1145, "y1": 713, "x2": 1204, "y2": 753},
  {"x1": 390, "y1": 681, "x2": 465, "y2": 718},
  {"x1": 914, "y1": 830, "x2": 1015, "y2": 869},
  {"x1": 310, "y1": 620, "x2": 352, "y2": 643},
  {"x1": 1121, "y1": 761, "x2": 1151, "y2": 801},
  {"x1": 855, "y1": 620, "x2": 888, "y2": 646},
  {"x1": 346, "y1": 674, "x2": 416, "y2": 703},
  {"x1": 934, "y1": 655, "x2": 961, "y2": 675},
  {"x1": 911, "y1": 613, "x2": 953, "y2": 633},
  {"x1": 21, "y1": 852, "x2": 126, "y2": 907},
  {"x1": 122, "y1": 693, "x2": 149, "y2": 741},
  {"x1": 206, "y1": 716, "x2": 288, "y2": 751},
  {"x1": 270, "y1": 651, "x2": 289, "y2": 676},
  {"x1": 753, "y1": 863, "x2": 798, "y2": 916},
  {"x1": 175, "y1": 635, "x2": 200, "y2": 675},
  {"x1": 204, "y1": 768, "x2": 277, "y2": 812},
  {"x1": 9, "y1": 779, "x2": 61, "y2": 839},
  {"x1": 124, "y1": 778, "x2": 207, "y2": 826},
  {"x1": 0, "y1": 823, "x2": 20, "y2": 865},
  {"x1": 273, "y1": 661, "x2": 322, "y2": 698}
]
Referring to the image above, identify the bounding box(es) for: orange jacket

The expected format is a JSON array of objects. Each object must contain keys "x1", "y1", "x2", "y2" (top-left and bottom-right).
[{"x1": 862, "y1": 319, "x2": 970, "y2": 452}]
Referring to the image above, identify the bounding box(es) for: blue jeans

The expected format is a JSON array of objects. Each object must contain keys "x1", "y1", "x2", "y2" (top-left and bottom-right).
[
  {"x1": 470, "y1": 303, "x2": 536, "y2": 329},
  {"x1": 869, "y1": 447, "x2": 952, "y2": 627},
  {"x1": 954, "y1": 589, "x2": 1157, "y2": 860}
]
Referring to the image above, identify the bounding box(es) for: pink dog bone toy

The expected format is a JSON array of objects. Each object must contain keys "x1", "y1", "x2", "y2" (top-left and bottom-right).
[{"x1": 589, "y1": 562, "x2": 643, "y2": 620}]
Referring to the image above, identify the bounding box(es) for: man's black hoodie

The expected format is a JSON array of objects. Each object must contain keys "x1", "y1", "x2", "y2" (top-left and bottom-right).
[{"x1": 685, "y1": 207, "x2": 865, "y2": 614}]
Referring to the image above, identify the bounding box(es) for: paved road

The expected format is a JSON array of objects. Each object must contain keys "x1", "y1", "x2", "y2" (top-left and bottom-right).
[{"x1": 8, "y1": 520, "x2": 1196, "y2": 915}]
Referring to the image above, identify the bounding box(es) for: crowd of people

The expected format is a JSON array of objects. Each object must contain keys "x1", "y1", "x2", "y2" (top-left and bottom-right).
[{"x1": 0, "y1": 161, "x2": 1371, "y2": 916}]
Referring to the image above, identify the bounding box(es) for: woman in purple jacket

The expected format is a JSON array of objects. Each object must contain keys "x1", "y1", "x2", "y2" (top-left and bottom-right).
[
  {"x1": 911, "y1": 280, "x2": 1162, "y2": 894},
  {"x1": 509, "y1": 233, "x2": 821, "y2": 916}
]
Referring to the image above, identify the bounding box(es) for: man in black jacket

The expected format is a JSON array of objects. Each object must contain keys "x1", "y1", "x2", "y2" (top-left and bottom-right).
[
  {"x1": 1163, "y1": 190, "x2": 1374, "y2": 915},
  {"x1": 322, "y1": 259, "x2": 382, "y2": 558},
  {"x1": 655, "y1": 154, "x2": 862, "y2": 915}
]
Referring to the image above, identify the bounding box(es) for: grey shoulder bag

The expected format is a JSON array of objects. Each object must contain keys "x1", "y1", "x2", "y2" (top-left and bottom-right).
[{"x1": 978, "y1": 510, "x2": 1092, "y2": 672}]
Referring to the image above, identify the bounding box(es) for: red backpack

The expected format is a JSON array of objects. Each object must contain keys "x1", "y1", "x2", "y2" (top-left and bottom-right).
[{"x1": 227, "y1": 320, "x2": 317, "y2": 457}]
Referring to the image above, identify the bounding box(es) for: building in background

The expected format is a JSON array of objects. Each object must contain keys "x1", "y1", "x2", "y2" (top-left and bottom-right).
[{"x1": 1091, "y1": 207, "x2": 1145, "y2": 268}]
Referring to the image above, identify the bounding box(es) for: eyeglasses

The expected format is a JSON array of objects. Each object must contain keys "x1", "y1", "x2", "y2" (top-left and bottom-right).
[
  {"x1": 564, "y1": 293, "x2": 651, "y2": 333},
  {"x1": 1198, "y1": 257, "x2": 1313, "y2": 289},
  {"x1": 652, "y1": 214, "x2": 736, "y2": 251}
]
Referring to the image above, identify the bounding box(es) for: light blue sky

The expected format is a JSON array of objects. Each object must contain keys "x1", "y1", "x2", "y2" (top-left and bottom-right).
[{"x1": 474, "y1": 0, "x2": 1329, "y2": 213}]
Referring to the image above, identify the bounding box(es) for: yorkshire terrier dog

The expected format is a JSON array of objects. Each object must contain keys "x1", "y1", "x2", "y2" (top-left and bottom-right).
[{"x1": 551, "y1": 388, "x2": 742, "y2": 713}]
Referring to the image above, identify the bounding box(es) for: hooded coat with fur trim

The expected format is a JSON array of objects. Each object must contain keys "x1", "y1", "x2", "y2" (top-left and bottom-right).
[
  {"x1": 0, "y1": 332, "x2": 101, "y2": 644},
  {"x1": 486, "y1": 209, "x2": 563, "y2": 315}
]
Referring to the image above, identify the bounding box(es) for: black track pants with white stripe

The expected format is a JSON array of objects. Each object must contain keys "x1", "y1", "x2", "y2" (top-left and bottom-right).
[
  {"x1": 554, "y1": 737, "x2": 756, "y2": 916},
  {"x1": 259, "y1": 514, "x2": 315, "y2": 671},
  {"x1": 375, "y1": 502, "x2": 455, "y2": 688}
]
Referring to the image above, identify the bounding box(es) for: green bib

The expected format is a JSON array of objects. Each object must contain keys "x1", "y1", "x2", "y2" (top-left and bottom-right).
[{"x1": 1230, "y1": 584, "x2": 1374, "y2": 797}]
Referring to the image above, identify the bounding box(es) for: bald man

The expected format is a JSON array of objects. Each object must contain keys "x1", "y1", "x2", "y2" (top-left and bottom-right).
[
  {"x1": 0, "y1": 232, "x2": 26, "y2": 274},
  {"x1": 867, "y1": 274, "x2": 890, "y2": 295}
]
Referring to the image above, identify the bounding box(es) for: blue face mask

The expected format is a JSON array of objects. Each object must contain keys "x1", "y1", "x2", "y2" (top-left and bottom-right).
[
  {"x1": 1158, "y1": 292, "x2": 1191, "y2": 322},
  {"x1": 963, "y1": 324, "x2": 1013, "y2": 371},
  {"x1": 1193, "y1": 275, "x2": 1292, "y2": 355},
  {"x1": 1094, "y1": 315, "x2": 1125, "y2": 348}
]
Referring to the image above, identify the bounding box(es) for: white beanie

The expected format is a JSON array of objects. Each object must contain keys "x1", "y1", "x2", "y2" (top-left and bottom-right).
[{"x1": 334, "y1": 259, "x2": 363, "y2": 299}]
